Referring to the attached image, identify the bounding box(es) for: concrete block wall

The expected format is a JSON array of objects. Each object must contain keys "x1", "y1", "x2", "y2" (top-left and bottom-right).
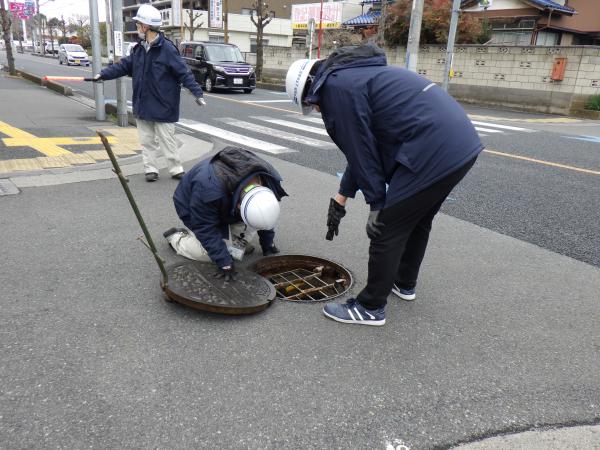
[{"x1": 256, "y1": 44, "x2": 600, "y2": 115}]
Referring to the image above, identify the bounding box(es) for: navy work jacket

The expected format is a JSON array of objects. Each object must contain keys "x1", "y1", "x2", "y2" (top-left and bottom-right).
[
  {"x1": 100, "y1": 34, "x2": 203, "y2": 123},
  {"x1": 307, "y1": 45, "x2": 483, "y2": 211},
  {"x1": 173, "y1": 149, "x2": 287, "y2": 268}
]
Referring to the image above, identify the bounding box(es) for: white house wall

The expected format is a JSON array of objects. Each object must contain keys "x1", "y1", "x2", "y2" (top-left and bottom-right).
[{"x1": 463, "y1": 0, "x2": 530, "y2": 12}]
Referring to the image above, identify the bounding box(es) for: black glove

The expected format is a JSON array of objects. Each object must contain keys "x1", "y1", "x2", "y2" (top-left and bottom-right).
[
  {"x1": 214, "y1": 263, "x2": 236, "y2": 282},
  {"x1": 326, "y1": 198, "x2": 346, "y2": 241},
  {"x1": 366, "y1": 210, "x2": 385, "y2": 240},
  {"x1": 262, "y1": 244, "x2": 280, "y2": 256}
]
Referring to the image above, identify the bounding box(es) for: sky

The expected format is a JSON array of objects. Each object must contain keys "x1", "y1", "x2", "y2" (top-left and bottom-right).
[{"x1": 36, "y1": 0, "x2": 107, "y2": 22}]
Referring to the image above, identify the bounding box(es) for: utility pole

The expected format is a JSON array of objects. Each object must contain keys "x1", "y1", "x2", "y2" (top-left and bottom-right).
[
  {"x1": 89, "y1": 0, "x2": 105, "y2": 120},
  {"x1": 442, "y1": 0, "x2": 461, "y2": 91},
  {"x1": 111, "y1": 0, "x2": 128, "y2": 126},
  {"x1": 105, "y1": 0, "x2": 113, "y2": 64},
  {"x1": 35, "y1": 0, "x2": 44, "y2": 55},
  {"x1": 223, "y1": 0, "x2": 228, "y2": 43},
  {"x1": 0, "y1": 0, "x2": 16, "y2": 74},
  {"x1": 405, "y1": 0, "x2": 424, "y2": 73}
]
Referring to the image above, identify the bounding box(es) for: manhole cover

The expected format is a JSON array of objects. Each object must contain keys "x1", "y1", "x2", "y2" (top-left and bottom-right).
[
  {"x1": 165, "y1": 261, "x2": 276, "y2": 315},
  {"x1": 0, "y1": 179, "x2": 19, "y2": 196},
  {"x1": 248, "y1": 255, "x2": 353, "y2": 303}
]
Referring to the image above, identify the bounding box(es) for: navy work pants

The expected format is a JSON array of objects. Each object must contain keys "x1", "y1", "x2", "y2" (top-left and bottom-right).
[{"x1": 357, "y1": 157, "x2": 478, "y2": 310}]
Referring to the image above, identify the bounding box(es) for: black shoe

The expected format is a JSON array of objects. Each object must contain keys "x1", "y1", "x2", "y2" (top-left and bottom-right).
[
  {"x1": 145, "y1": 172, "x2": 159, "y2": 182},
  {"x1": 163, "y1": 227, "x2": 180, "y2": 239},
  {"x1": 171, "y1": 172, "x2": 185, "y2": 180},
  {"x1": 262, "y1": 244, "x2": 280, "y2": 256}
]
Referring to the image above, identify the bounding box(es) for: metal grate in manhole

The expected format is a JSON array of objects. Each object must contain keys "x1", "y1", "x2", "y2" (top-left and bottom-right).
[
  {"x1": 0, "y1": 179, "x2": 19, "y2": 196},
  {"x1": 249, "y1": 255, "x2": 353, "y2": 303}
]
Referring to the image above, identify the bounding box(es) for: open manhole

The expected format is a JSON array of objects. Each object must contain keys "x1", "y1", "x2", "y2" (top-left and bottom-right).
[{"x1": 249, "y1": 255, "x2": 353, "y2": 303}]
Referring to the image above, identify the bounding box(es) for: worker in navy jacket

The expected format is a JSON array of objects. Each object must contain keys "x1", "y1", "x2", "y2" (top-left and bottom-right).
[
  {"x1": 286, "y1": 44, "x2": 483, "y2": 326},
  {"x1": 164, "y1": 147, "x2": 287, "y2": 280},
  {"x1": 96, "y1": 4, "x2": 204, "y2": 182}
]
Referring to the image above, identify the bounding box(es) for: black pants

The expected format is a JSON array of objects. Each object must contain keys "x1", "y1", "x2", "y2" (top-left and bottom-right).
[{"x1": 357, "y1": 157, "x2": 477, "y2": 310}]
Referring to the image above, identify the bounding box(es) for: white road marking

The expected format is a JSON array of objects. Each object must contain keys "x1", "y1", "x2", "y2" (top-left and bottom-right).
[
  {"x1": 294, "y1": 115, "x2": 325, "y2": 125},
  {"x1": 241, "y1": 100, "x2": 292, "y2": 103},
  {"x1": 177, "y1": 120, "x2": 294, "y2": 154},
  {"x1": 474, "y1": 126, "x2": 503, "y2": 134},
  {"x1": 219, "y1": 118, "x2": 335, "y2": 147},
  {"x1": 471, "y1": 121, "x2": 534, "y2": 132},
  {"x1": 252, "y1": 116, "x2": 330, "y2": 136},
  {"x1": 268, "y1": 91, "x2": 288, "y2": 95}
]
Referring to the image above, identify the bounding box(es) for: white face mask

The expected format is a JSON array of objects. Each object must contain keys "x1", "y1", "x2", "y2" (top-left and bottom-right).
[{"x1": 136, "y1": 23, "x2": 146, "y2": 40}]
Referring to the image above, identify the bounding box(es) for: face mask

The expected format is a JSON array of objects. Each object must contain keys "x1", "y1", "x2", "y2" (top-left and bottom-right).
[{"x1": 137, "y1": 30, "x2": 146, "y2": 40}]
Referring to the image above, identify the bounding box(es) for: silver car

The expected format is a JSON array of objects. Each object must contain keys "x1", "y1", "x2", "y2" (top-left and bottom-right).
[{"x1": 58, "y1": 44, "x2": 90, "y2": 66}]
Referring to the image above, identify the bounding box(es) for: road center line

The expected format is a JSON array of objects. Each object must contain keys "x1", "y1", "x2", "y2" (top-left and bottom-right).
[{"x1": 483, "y1": 148, "x2": 600, "y2": 175}]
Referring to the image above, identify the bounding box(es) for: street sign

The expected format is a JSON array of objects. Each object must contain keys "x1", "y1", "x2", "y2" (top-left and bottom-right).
[
  {"x1": 292, "y1": 2, "x2": 343, "y2": 30},
  {"x1": 172, "y1": 0, "x2": 181, "y2": 27},
  {"x1": 113, "y1": 30, "x2": 123, "y2": 57},
  {"x1": 209, "y1": 0, "x2": 223, "y2": 29}
]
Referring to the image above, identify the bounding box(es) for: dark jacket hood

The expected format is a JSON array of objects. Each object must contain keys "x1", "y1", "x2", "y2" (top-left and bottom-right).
[{"x1": 305, "y1": 44, "x2": 387, "y2": 105}]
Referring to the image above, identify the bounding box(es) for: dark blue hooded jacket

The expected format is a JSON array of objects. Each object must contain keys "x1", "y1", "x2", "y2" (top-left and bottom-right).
[
  {"x1": 306, "y1": 45, "x2": 483, "y2": 211},
  {"x1": 100, "y1": 34, "x2": 203, "y2": 123},
  {"x1": 173, "y1": 148, "x2": 287, "y2": 268}
]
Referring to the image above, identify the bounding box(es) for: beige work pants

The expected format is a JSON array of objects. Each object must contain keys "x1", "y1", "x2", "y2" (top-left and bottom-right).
[
  {"x1": 136, "y1": 119, "x2": 184, "y2": 176},
  {"x1": 166, "y1": 223, "x2": 257, "y2": 263}
]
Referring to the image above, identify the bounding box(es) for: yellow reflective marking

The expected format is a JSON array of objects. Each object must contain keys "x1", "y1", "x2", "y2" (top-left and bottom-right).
[
  {"x1": 483, "y1": 149, "x2": 600, "y2": 176},
  {"x1": 0, "y1": 120, "x2": 72, "y2": 157},
  {"x1": 3, "y1": 136, "x2": 116, "y2": 147}
]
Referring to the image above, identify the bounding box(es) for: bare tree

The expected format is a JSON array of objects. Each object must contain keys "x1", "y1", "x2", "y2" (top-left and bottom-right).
[
  {"x1": 70, "y1": 15, "x2": 91, "y2": 47},
  {"x1": 250, "y1": 0, "x2": 272, "y2": 81},
  {"x1": 184, "y1": 1, "x2": 203, "y2": 41},
  {"x1": 0, "y1": 0, "x2": 16, "y2": 74},
  {"x1": 47, "y1": 17, "x2": 60, "y2": 53},
  {"x1": 58, "y1": 15, "x2": 68, "y2": 43}
]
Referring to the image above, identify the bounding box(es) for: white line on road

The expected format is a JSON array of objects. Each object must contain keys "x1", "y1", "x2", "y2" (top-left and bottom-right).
[
  {"x1": 294, "y1": 115, "x2": 325, "y2": 125},
  {"x1": 471, "y1": 121, "x2": 534, "y2": 132},
  {"x1": 474, "y1": 127, "x2": 504, "y2": 134},
  {"x1": 241, "y1": 100, "x2": 292, "y2": 103},
  {"x1": 177, "y1": 120, "x2": 294, "y2": 154},
  {"x1": 252, "y1": 116, "x2": 330, "y2": 136},
  {"x1": 268, "y1": 91, "x2": 288, "y2": 95},
  {"x1": 218, "y1": 118, "x2": 335, "y2": 147}
]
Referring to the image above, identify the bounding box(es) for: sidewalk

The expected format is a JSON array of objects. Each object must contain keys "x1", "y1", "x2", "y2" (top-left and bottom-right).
[
  {"x1": 1, "y1": 68, "x2": 600, "y2": 449},
  {"x1": 0, "y1": 71, "x2": 209, "y2": 180}
]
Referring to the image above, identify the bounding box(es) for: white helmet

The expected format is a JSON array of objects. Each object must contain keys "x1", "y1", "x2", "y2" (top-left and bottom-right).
[
  {"x1": 286, "y1": 59, "x2": 320, "y2": 115},
  {"x1": 133, "y1": 4, "x2": 162, "y2": 29},
  {"x1": 240, "y1": 186, "x2": 280, "y2": 230}
]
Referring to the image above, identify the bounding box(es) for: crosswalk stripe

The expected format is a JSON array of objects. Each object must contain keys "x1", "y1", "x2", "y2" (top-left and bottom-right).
[
  {"x1": 177, "y1": 120, "x2": 293, "y2": 154},
  {"x1": 471, "y1": 121, "x2": 533, "y2": 132},
  {"x1": 218, "y1": 118, "x2": 335, "y2": 147},
  {"x1": 252, "y1": 116, "x2": 330, "y2": 136},
  {"x1": 293, "y1": 115, "x2": 325, "y2": 125},
  {"x1": 474, "y1": 126, "x2": 503, "y2": 134}
]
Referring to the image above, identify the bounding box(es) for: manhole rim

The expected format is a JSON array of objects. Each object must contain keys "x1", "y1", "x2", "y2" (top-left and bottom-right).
[{"x1": 248, "y1": 254, "x2": 354, "y2": 303}]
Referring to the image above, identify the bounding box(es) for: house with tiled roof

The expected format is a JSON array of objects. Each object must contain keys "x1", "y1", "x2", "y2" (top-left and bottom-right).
[{"x1": 462, "y1": 0, "x2": 600, "y2": 45}]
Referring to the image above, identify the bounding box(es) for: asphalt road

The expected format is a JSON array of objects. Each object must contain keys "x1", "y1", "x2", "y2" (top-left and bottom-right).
[{"x1": 5, "y1": 51, "x2": 600, "y2": 269}]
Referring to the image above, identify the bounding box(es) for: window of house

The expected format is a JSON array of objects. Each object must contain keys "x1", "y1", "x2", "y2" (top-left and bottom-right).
[
  {"x1": 208, "y1": 34, "x2": 225, "y2": 43},
  {"x1": 241, "y1": 8, "x2": 252, "y2": 15},
  {"x1": 536, "y1": 31, "x2": 559, "y2": 46},
  {"x1": 250, "y1": 38, "x2": 269, "y2": 53}
]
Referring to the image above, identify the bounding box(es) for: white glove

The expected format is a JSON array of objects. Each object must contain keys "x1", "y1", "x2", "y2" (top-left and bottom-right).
[{"x1": 196, "y1": 97, "x2": 206, "y2": 107}]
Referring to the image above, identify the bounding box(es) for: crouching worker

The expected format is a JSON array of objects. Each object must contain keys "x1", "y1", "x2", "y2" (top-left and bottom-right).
[{"x1": 163, "y1": 146, "x2": 287, "y2": 281}]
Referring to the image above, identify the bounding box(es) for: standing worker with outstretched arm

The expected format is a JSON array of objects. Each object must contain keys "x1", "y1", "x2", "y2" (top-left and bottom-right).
[
  {"x1": 94, "y1": 4, "x2": 205, "y2": 182},
  {"x1": 286, "y1": 44, "x2": 483, "y2": 326}
]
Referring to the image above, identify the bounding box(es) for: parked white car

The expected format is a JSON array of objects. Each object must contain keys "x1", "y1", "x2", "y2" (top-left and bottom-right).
[{"x1": 58, "y1": 44, "x2": 90, "y2": 66}]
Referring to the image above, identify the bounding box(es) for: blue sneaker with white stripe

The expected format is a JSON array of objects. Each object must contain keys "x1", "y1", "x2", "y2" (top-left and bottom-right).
[
  {"x1": 323, "y1": 298, "x2": 385, "y2": 326},
  {"x1": 391, "y1": 284, "x2": 416, "y2": 301}
]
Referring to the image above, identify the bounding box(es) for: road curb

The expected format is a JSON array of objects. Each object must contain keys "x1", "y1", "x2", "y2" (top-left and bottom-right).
[{"x1": 16, "y1": 69, "x2": 73, "y2": 96}]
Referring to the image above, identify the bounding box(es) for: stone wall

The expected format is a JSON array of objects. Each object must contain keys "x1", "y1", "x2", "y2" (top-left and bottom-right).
[{"x1": 253, "y1": 45, "x2": 600, "y2": 115}]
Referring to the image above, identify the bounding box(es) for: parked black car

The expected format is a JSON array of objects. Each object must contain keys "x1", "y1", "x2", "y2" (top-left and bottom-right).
[{"x1": 181, "y1": 41, "x2": 256, "y2": 94}]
